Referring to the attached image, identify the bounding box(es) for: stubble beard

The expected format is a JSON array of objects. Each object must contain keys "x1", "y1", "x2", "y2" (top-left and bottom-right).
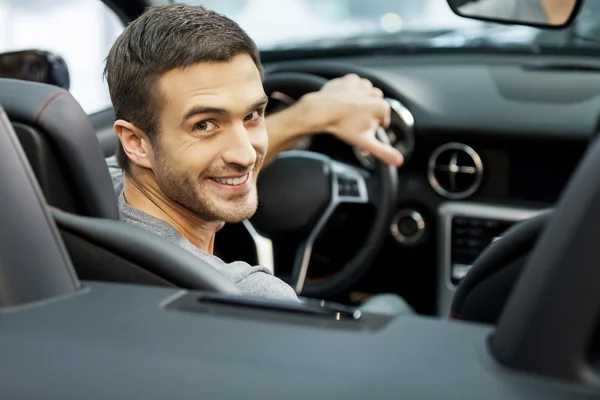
[{"x1": 153, "y1": 153, "x2": 262, "y2": 224}]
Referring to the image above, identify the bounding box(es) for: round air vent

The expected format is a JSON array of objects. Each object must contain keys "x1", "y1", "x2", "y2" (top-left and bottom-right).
[{"x1": 427, "y1": 143, "x2": 483, "y2": 200}]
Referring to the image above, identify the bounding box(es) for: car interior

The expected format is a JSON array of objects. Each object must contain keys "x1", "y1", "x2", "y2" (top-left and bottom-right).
[{"x1": 2, "y1": 0, "x2": 600, "y2": 398}]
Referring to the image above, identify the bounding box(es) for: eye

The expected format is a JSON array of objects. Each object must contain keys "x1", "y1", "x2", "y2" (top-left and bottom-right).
[
  {"x1": 194, "y1": 120, "x2": 217, "y2": 132},
  {"x1": 244, "y1": 109, "x2": 263, "y2": 123}
]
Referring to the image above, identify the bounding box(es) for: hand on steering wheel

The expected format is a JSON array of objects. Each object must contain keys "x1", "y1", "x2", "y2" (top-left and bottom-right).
[{"x1": 297, "y1": 74, "x2": 404, "y2": 167}]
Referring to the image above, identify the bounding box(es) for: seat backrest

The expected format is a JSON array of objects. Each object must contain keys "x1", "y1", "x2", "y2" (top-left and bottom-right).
[
  {"x1": 51, "y1": 207, "x2": 242, "y2": 294},
  {"x1": 0, "y1": 105, "x2": 80, "y2": 307},
  {"x1": 450, "y1": 210, "x2": 552, "y2": 324},
  {"x1": 0, "y1": 78, "x2": 119, "y2": 219}
]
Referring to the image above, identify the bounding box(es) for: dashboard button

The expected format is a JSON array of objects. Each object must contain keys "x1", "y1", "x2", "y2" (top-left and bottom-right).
[{"x1": 390, "y1": 209, "x2": 426, "y2": 246}]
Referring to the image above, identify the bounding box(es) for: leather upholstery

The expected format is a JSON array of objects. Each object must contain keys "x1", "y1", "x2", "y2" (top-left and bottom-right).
[
  {"x1": 0, "y1": 78, "x2": 119, "y2": 219},
  {"x1": 0, "y1": 105, "x2": 80, "y2": 306},
  {"x1": 450, "y1": 210, "x2": 553, "y2": 324},
  {"x1": 52, "y1": 207, "x2": 241, "y2": 293}
]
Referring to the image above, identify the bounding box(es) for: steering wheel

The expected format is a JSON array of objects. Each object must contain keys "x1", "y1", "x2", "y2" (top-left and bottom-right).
[{"x1": 244, "y1": 72, "x2": 398, "y2": 298}]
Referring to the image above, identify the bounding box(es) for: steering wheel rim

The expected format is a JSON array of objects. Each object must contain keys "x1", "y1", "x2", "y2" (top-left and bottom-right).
[{"x1": 245, "y1": 72, "x2": 398, "y2": 298}]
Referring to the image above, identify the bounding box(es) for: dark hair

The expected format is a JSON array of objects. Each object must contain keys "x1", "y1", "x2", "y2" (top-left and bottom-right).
[{"x1": 104, "y1": 3, "x2": 263, "y2": 173}]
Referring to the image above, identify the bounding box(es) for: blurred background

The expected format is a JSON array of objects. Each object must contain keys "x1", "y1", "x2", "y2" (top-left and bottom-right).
[{"x1": 0, "y1": 0, "x2": 598, "y2": 114}]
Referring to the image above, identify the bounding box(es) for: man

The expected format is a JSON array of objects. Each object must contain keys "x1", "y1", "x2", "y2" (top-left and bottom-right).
[{"x1": 105, "y1": 3, "x2": 411, "y2": 314}]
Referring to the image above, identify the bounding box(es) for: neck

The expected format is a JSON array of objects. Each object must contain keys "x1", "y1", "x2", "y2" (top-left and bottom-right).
[{"x1": 123, "y1": 170, "x2": 224, "y2": 254}]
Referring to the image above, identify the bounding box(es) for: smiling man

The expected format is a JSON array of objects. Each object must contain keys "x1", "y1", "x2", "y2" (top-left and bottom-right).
[
  {"x1": 104, "y1": 3, "x2": 412, "y2": 315},
  {"x1": 105, "y1": 3, "x2": 297, "y2": 300},
  {"x1": 119, "y1": 55, "x2": 267, "y2": 250}
]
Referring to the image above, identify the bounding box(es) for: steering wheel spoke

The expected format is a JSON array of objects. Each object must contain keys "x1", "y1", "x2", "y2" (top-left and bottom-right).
[
  {"x1": 331, "y1": 160, "x2": 370, "y2": 205},
  {"x1": 241, "y1": 220, "x2": 275, "y2": 274},
  {"x1": 281, "y1": 158, "x2": 373, "y2": 295}
]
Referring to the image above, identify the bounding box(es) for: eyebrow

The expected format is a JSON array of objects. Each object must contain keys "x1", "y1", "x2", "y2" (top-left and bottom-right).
[{"x1": 182, "y1": 95, "x2": 269, "y2": 123}]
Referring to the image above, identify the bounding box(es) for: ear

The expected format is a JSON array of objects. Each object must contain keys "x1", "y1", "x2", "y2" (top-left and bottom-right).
[{"x1": 114, "y1": 119, "x2": 154, "y2": 169}]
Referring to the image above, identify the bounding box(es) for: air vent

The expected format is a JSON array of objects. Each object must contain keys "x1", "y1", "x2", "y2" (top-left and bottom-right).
[{"x1": 427, "y1": 143, "x2": 483, "y2": 200}]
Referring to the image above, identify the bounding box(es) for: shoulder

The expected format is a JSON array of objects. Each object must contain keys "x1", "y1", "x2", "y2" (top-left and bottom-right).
[{"x1": 213, "y1": 259, "x2": 299, "y2": 301}]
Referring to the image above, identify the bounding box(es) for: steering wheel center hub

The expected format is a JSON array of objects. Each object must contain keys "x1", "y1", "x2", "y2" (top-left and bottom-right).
[{"x1": 251, "y1": 153, "x2": 332, "y2": 236}]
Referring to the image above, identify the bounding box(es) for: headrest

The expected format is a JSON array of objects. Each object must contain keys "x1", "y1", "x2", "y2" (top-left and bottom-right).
[
  {"x1": 0, "y1": 78, "x2": 119, "y2": 220},
  {"x1": 0, "y1": 50, "x2": 70, "y2": 90}
]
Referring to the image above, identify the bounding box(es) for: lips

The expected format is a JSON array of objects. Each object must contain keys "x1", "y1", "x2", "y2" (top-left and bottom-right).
[{"x1": 210, "y1": 173, "x2": 249, "y2": 186}]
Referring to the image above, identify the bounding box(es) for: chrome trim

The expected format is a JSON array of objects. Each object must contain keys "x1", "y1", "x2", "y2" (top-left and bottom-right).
[
  {"x1": 242, "y1": 220, "x2": 275, "y2": 274},
  {"x1": 388, "y1": 98, "x2": 415, "y2": 128},
  {"x1": 436, "y1": 202, "x2": 547, "y2": 317},
  {"x1": 387, "y1": 98, "x2": 415, "y2": 163},
  {"x1": 390, "y1": 209, "x2": 426, "y2": 246},
  {"x1": 354, "y1": 98, "x2": 415, "y2": 169},
  {"x1": 428, "y1": 143, "x2": 483, "y2": 200}
]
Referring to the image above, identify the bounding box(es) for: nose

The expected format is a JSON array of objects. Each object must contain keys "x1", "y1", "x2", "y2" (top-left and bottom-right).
[{"x1": 221, "y1": 124, "x2": 257, "y2": 168}]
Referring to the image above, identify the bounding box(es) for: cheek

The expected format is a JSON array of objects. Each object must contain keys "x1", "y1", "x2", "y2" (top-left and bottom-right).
[
  {"x1": 184, "y1": 141, "x2": 225, "y2": 177},
  {"x1": 157, "y1": 138, "x2": 216, "y2": 177},
  {"x1": 181, "y1": 145, "x2": 217, "y2": 176},
  {"x1": 252, "y1": 126, "x2": 269, "y2": 154}
]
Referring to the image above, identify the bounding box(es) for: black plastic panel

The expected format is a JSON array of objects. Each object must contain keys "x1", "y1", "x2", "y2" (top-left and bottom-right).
[
  {"x1": 165, "y1": 291, "x2": 394, "y2": 331},
  {"x1": 0, "y1": 281, "x2": 598, "y2": 399},
  {"x1": 451, "y1": 216, "x2": 515, "y2": 285},
  {"x1": 266, "y1": 54, "x2": 600, "y2": 140}
]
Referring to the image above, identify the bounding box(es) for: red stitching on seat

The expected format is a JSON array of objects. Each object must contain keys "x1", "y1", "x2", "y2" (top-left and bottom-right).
[
  {"x1": 30, "y1": 89, "x2": 64, "y2": 123},
  {"x1": 38, "y1": 92, "x2": 68, "y2": 125},
  {"x1": 449, "y1": 309, "x2": 462, "y2": 319}
]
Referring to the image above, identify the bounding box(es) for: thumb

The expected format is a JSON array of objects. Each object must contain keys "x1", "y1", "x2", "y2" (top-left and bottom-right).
[{"x1": 358, "y1": 135, "x2": 404, "y2": 167}]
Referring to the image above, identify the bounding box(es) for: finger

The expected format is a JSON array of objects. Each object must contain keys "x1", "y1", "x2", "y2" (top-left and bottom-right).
[
  {"x1": 357, "y1": 148, "x2": 371, "y2": 158},
  {"x1": 360, "y1": 78, "x2": 373, "y2": 88},
  {"x1": 370, "y1": 87, "x2": 384, "y2": 98},
  {"x1": 324, "y1": 74, "x2": 359, "y2": 91},
  {"x1": 357, "y1": 134, "x2": 404, "y2": 167},
  {"x1": 368, "y1": 98, "x2": 391, "y2": 128},
  {"x1": 383, "y1": 101, "x2": 392, "y2": 128}
]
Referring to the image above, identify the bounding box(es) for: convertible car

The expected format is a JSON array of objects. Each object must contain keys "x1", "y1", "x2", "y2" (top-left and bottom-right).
[{"x1": 1, "y1": 0, "x2": 600, "y2": 398}]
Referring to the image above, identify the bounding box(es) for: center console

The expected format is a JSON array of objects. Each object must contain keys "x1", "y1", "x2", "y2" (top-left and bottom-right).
[{"x1": 436, "y1": 202, "x2": 546, "y2": 317}]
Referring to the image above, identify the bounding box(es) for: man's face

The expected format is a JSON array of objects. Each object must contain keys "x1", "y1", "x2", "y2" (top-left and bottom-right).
[{"x1": 150, "y1": 54, "x2": 268, "y2": 223}]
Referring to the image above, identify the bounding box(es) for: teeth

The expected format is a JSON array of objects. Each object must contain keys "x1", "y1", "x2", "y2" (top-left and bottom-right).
[{"x1": 212, "y1": 174, "x2": 248, "y2": 186}]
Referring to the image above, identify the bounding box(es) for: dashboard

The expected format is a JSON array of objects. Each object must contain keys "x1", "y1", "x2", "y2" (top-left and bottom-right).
[
  {"x1": 225, "y1": 52, "x2": 599, "y2": 315},
  {"x1": 265, "y1": 53, "x2": 598, "y2": 204}
]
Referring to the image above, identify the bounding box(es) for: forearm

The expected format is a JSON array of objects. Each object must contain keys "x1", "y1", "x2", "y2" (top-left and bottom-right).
[{"x1": 264, "y1": 99, "x2": 319, "y2": 165}]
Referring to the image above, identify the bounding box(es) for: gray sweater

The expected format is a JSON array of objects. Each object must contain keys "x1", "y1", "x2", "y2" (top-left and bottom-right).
[{"x1": 107, "y1": 156, "x2": 299, "y2": 301}]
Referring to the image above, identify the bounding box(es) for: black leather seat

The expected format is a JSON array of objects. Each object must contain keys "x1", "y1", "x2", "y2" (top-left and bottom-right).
[
  {"x1": 450, "y1": 210, "x2": 553, "y2": 324},
  {"x1": 0, "y1": 78, "x2": 117, "y2": 218},
  {"x1": 0, "y1": 78, "x2": 240, "y2": 294}
]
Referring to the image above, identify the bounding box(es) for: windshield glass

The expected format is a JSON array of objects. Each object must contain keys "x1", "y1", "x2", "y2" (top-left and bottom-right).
[{"x1": 183, "y1": 0, "x2": 600, "y2": 54}]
